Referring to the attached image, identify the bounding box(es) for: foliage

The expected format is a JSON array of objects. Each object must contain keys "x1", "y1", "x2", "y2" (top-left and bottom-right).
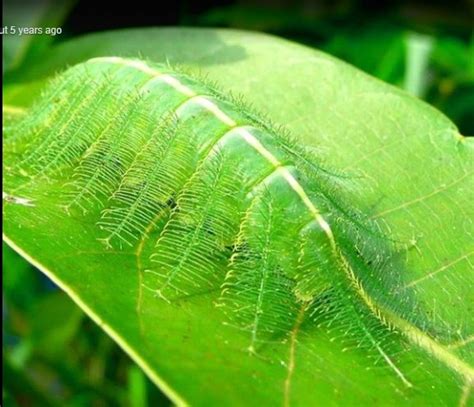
[{"x1": 3, "y1": 1, "x2": 473, "y2": 406}]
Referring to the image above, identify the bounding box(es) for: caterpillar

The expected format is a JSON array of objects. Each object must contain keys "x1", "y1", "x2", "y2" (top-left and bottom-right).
[{"x1": 4, "y1": 56, "x2": 459, "y2": 387}]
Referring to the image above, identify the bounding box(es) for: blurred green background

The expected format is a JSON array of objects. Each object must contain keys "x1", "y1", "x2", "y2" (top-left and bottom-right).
[{"x1": 3, "y1": 0, "x2": 473, "y2": 405}]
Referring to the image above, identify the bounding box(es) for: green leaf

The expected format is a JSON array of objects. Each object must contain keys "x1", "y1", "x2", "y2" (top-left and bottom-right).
[
  {"x1": 29, "y1": 292, "x2": 84, "y2": 357},
  {"x1": 3, "y1": 28, "x2": 474, "y2": 406},
  {"x1": 403, "y1": 32, "x2": 434, "y2": 97},
  {"x1": 128, "y1": 365, "x2": 148, "y2": 407}
]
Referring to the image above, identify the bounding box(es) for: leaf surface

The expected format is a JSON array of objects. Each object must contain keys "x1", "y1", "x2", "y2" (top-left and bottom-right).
[{"x1": 3, "y1": 28, "x2": 474, "y2": 406}]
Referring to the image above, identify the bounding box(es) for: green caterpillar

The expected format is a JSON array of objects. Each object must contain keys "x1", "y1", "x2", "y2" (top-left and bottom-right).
[{"x1": 4, "y1": 57, "x2": 429, "y2": 385}]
